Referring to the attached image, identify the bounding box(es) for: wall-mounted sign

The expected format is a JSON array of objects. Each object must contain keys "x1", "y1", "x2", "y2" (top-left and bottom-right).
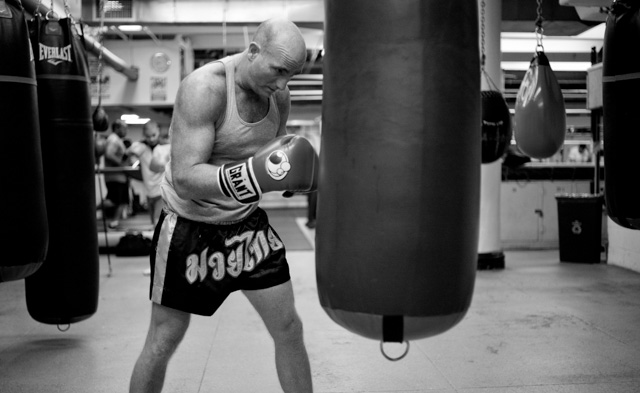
[{"x1": 150, "y1": 76, "x2": 167, "y2": 101}]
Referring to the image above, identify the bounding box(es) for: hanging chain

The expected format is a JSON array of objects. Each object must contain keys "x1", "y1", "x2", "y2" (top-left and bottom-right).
[
  {"x1": 63, "y1": 0, "x2": 76, "y2": 25},
  {"x1": 96, "y1": 0, "x2": 106, "y2": 102},
  {"x1": 46, "y1": 0, "x2": 56, "y2": 19},
  {"x1": 480, "y1": 0, "x2": 486, "y2": 70},
  {"x1": 34, "y1": 0, "x2": 42, "y2": 17},
  {"x1": 480, "y1": 0, "x2": 499, "y2": 92},
  {"x1": 535, "y1": 0, "x2": 544, "y2": 52}
]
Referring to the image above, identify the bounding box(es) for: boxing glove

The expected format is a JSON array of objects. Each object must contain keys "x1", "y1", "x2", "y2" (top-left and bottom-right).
[{"x1": 217, "y1": 135, "x2": 319, "y2": 204}]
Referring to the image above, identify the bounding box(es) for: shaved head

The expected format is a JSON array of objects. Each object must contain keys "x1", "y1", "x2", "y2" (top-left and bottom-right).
[
  {"x1": 253, "y1": 18, "x2": 307, "y2": 65},
  {"x1": 239, "y1": 18, "x2": 308, "y2": 98}
]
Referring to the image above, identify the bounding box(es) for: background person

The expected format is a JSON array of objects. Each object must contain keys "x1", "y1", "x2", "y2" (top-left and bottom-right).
[
  {"x1": 103, "y1": 119, "x2": 130, "y2": 228},
  {"x1": 567, "y1": 144, "x2": 591, "y2": 163},
  {"x1": 127, "y1": 121, "x2": 170, "y2": 225}
]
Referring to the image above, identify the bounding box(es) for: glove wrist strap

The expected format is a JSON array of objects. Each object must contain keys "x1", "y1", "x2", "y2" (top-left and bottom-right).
[{"x1": 218, "y1": 158, "x2": 262, "y2": 204}]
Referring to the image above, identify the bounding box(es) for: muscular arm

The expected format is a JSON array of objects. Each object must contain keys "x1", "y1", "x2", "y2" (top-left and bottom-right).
[{"x1": 170, "y1": 65, "x2": 226, "y2": 200}]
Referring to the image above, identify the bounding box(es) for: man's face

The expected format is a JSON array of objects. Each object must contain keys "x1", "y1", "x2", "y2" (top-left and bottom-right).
[
  {"x1": 116, "y1": 124, "x2": 128, "y2": 138},
  {"x1": 144, "y1": 125, "x2": 160, "y2": 146},
  {"x1": 250, "y1": 45, "x2": 305, "y2": 98}
]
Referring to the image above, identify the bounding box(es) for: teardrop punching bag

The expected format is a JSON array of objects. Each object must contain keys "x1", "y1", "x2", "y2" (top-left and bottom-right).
[
  {"x1": 92, "y1": 105, "x2": 109, "y2": 132},
  {"x1": 603, "y1": 1, "x2": 640, "y2": 230},
  {"x1": 0, "y1": 0, "x2": 48, "y2": 282},
  {"x1": 317, "y1": 0, "x2": 480, "y2": 344},
  {"x1": 514, "y1": 51, "x2": 566, "y2": 159},
  {"x1": 481, "y1": 90, "x2": 512, "y2": 164},
  {"x1": 25, "y1": 15, "x2": 99, "y2": 324}
]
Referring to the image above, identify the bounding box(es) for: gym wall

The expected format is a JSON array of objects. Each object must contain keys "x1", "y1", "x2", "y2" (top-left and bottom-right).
[{"x1": 90, "y1": 37, "x2": 191, "y2": 108}]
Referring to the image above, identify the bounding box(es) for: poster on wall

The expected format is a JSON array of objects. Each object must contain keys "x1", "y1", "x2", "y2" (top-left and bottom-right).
[
  {"x1": 89, "y1": 57, "x2": 110, "y2": 100},
  {"x1": 151, "y1": 76, "x2": 167, "y2": 101}
]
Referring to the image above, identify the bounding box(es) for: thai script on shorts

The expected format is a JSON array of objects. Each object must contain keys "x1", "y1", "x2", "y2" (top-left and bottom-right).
[{"x1": 184, "y1": 227, "x2": 284, "y2": 284}]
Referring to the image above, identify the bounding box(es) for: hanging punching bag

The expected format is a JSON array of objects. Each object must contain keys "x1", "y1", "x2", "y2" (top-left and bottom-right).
[
  {"x1": 603, "y1": 1, "x2": 640, "y2": 230},
  {"x1": 317, "y1": 0, "x2": 480, "y2": 346},
  {"x1": 481, "y1": 90, "x2": 512, "y2": 164},
  {"x1": 25, "y1": 14, "x2": 99, "y2": 324},
  {"x1": 92, "y1": 105, "x2": 109, "y2": 132},
  {"x1": 514, "y1": 51, "x2": 566, "y2": 159},
  {"x1": 0, "y1": 0, "x2": 48, "y2": 282}
]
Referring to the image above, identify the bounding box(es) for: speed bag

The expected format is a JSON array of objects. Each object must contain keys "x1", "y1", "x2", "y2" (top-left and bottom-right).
[
  {"x1": 602, "y1": 1, "x2": 640, "y2": 230},
  {"x1": 481, "y1": 90, "x2": 512, "y2": 164},
  {"x1": 514, "y1": 51, "x2": 566, "y2": 159},
  {"x1": 317, "y1": 0, "x2": 480, "y2": 343},
  {"x1": 25, "y1": 15, "x2": 99, "y2": 324},
  {"x1": 0, "y1": 0, "x2": 49, "y2": 282}
]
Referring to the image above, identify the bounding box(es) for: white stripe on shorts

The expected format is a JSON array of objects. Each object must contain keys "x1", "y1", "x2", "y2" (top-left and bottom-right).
[{"x1": 151, "y1": 211, "x2": 178, "y2": 304}]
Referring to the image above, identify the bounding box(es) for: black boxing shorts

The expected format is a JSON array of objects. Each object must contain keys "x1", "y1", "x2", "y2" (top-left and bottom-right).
[{"x1": 149, "y1": 208, "x2": 291, "y2": 316}]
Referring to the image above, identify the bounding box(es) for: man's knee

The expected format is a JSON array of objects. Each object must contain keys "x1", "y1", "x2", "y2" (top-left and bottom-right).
[
  {"x1": 145, "y1": 335, "x2": 181, "y2": 360},
  {"x1": 271, "y1": 312, "x2": 305, "y2": 344},
  {"x1": 145, "y1": 304, "x2": 190, "y2": 359}
]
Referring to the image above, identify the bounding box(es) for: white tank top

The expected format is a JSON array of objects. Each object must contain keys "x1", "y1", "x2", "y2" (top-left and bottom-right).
[{"x1": 161, "y1": 55, "x2": 282, "y2": 224}]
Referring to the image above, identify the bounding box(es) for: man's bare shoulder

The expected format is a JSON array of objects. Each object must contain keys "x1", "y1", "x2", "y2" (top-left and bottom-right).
[
  {"x1": 179, "y1": 62, "x2": 227, "y2": 101},
  {"x1": 175, "y1": 62, "x2": 227, "y2": 119}
]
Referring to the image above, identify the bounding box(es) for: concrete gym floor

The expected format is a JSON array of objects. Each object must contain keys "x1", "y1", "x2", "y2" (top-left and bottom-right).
[{"x1": 1, "y1": 208, "x2": 640, "y2": 392}]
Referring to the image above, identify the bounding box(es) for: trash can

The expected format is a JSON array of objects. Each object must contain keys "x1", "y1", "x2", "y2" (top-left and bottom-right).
[{"x1": 555, "y1": 193, "x2": 604, "y2": 263}]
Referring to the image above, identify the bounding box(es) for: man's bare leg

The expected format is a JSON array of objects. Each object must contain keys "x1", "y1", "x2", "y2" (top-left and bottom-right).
[
  {"x1": 130, "y1": 303, "x2": 191, "y2": 393},
  {"x1": 243, "y1": 281, "x2": 313, "y2": 393}
]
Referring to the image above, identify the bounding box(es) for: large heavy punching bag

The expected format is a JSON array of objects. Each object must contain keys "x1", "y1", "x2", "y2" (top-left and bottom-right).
[
  {"x1": 317, "y1": 0, "x2": 480, "y2": 346},
  {"x1": 0, "y1": 0, "x2": 48, "y2": 282},
  {"x1": 25, "y1": 14, "x2": 99, "y2": 324},
  {"x1": 514, "y1": 51, "x2": 566, "y2": 159},
  {"x1": 602, "y1": 1, "x2": 640, "y2": 230}
]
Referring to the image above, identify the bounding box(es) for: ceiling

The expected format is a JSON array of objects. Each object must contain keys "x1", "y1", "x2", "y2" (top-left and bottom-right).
[
  {"x1": 82, "y1": 0, "x2": 608, "y2": 39},
  {"x1": 71, "y1": 0, "x2": 610, "y2": 127}
]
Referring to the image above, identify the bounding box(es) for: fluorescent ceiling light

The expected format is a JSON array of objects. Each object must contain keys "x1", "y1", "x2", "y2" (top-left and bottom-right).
[
  {"x1": 576, "y1": 23, "x2": 606, "y2": 38},
  {"x1": 501, "y1": 34, "x2": 603, "y2": 53},
  {"x1": 120, "y1": 114, "x2": 150, "y2": 125},
  {"x1": 501, "y1": 61, "x2": 593, "y2": 72},
  {"x1": 125, "y1": 118, "x2": 151, "y2": 125},
  {"x1": 118, "y1": 25, "x2": 143, "y2": 32}
]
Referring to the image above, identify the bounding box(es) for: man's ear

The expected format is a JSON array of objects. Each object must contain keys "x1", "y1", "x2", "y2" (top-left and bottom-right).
[{"x1": 248, "y1": 42, "x2": 260, "y2": 61}]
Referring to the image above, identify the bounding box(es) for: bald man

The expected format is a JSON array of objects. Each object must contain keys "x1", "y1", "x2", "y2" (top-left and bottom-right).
[{"x1": 129, "y1": 19, "x2": 313, "y2": 393}]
